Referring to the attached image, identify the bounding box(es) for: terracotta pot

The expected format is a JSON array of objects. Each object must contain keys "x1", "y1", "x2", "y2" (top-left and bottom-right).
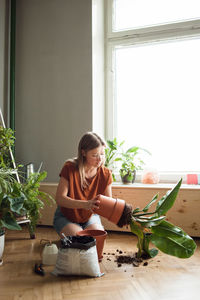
[
  {"x1": 93, "y1": 195, "x2": 125, "y2": 224},
  {"x1": 77, "y1": 229, "x2": 107, "y2": 262}
]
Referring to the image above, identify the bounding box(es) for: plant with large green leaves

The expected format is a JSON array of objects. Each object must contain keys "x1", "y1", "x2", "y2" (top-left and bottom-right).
[
  {"x1": 0, "y1": 124, "x2": 54, "y2": 237},
  {"x1": 0, "y1": 168, "x2": 22, "y2": 234},
  {"x1": 130, "y1": 178, "x2": 197, "y2": 259},
  {"x1": 0, "y1": 169, "x2": 54, "y2": 237}
]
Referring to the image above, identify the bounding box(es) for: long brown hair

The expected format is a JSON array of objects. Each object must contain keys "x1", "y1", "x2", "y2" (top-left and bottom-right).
[{"x1": 72, "y1": 132, "x2": 106, "y2": 190}]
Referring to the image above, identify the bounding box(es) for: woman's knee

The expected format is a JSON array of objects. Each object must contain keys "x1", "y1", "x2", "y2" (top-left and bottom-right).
[
  {"x1": 85, "y1": 223, "x2": 104, "y2": 231},
  {"x1": 59, "y1": 223, "x2": 82, "y2": 237}
]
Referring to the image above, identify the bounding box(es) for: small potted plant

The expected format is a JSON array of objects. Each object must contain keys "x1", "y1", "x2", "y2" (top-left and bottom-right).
[{"x1": 119, "y1": 146, "x2": 151, "y2": 184}]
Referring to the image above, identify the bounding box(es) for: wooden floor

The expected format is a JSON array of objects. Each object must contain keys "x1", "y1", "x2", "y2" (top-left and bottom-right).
[{"x1": 0, "y1": 226, "x2": 200, "y2": 300}]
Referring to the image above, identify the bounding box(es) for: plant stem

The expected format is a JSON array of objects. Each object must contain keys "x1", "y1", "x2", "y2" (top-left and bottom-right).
[{"x1": 133, "y1": 211, "x2": 156, "y2": 217}]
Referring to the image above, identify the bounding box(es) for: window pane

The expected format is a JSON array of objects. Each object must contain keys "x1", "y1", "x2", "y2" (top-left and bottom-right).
[
  {"x1": 114, "y1": 0, "x2": 200, "y2": 31},
  {"x1": 115, "y1": 38, "x2": 200, "y2": 172}
]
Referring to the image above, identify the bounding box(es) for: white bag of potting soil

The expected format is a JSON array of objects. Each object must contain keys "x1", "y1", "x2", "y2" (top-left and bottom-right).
[{"x1": 52, "y1": 236, "x2": 104, "y2": 277}]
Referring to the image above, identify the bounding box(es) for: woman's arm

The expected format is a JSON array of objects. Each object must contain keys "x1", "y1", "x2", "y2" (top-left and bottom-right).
[
  {"x1": 56, "y1": 177, "x2": 99, "y2": 210},
  {"x1": 104, "y1": 183, "x2": 112, "y2": 197}
]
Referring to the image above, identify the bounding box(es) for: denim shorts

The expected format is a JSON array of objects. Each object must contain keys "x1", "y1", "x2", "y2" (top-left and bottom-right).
[{"x1": 53, "y1": 206, "x2": 102, "y2": 234}]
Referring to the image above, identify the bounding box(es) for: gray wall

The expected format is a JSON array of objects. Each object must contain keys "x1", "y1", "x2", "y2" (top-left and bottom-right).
[{"x1": 15, "y1": 0, "x2": 94, "y2": 182}]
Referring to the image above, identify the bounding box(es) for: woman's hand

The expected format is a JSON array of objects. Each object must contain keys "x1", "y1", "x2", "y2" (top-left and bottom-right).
[{"x1": 85, "y1": 196, "x2": 100, "y2": 210}]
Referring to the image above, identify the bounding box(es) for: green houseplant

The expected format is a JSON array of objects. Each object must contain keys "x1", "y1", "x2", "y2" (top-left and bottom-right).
[
  {"x1": 0, "y1": 123, "x2": 54, "y2": 263},
  {"x1": 105, "y1": 138, "x2": 124, "y2": 181},
  {"x1": 0, "y1": 167, "x2": 21, "y2": 263},
  {"x1": 0, "y1": 168, "x2": 22, "y2": 233},
  {"x1": 21, "y1": 171, "x2": 54, "y2": 238},
  {"x1": 0, "y1": 168, "x2": 54, "y2": 238},
  {"x1": 0, "y1": 125, "x2": 15, "y2": 168},
  {"x1": 130, "y1": 178, "x2": 197, "y2": 259},
  {"x1": 119, "y1": 146, "x2": 151, "y2": 184},
  {"x1": 0, "y1": 125, "x2": 54, "y2": 238},
  {"x1": 0, "y1": 125, "x2": 22, "y2": 234}
]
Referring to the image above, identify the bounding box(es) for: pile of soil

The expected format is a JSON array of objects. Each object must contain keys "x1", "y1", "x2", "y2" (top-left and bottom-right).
[
  {"x1": 117, "y1": 203, "x2": 133, "y2": 227},
  {"x1": 116, "y1": 253, "x2": 147, "y2": 267},
  {"x1": 104, "y1": 249, "x2": 149, "y2": 267}
]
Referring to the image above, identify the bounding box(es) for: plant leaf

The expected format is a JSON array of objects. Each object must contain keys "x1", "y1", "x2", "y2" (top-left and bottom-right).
[
  {"x1": 8, "y1": 195, "x2": 26, "y2": 214},
  {"x1": 134, "y1": 216, "x2": 166, "y2": 228},
  {"x1": 156, "y1": 179, "x2": 182, "y2": 216},
  {"x1": 1, "y1": 212, "x2": 22, "y2": 230},
  {"x1": 143, "y1": 193, "x2": 159, "y2": 212},
  {"x1": 151, "y1": 220, "x2": 197, "y2": 258},
  {"x1": 126, "y1": 146, "x2": 139, "y2": 153}
]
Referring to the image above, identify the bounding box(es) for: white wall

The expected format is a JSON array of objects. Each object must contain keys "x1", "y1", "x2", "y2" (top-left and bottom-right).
[{"x1": 15, "y1": 0, "x2": 99, "y2": 182}]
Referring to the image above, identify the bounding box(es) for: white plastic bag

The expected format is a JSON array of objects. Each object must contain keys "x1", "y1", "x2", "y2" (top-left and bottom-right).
[{"x1": 52, "y1": 245, "x2": 103, "y2": 277}]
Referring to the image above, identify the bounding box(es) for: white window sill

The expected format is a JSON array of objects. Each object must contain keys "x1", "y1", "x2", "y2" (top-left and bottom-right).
[
  {"x1": 112, "y1": 181, "x2": 200, "y2": 190},
  {"x1": 112, "y1": 171, "x2": 200, "y2": 190}
]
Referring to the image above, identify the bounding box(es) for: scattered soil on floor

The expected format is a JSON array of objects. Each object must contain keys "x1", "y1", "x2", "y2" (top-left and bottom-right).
[
  {"x1": 117, "y1": 203, "x2": 133, "y2": 227},
  {"x1": 116, "y1": 253, "x2": 144, "y2": 267},
  {"x1": 104, "y1": 249, "x2": 150, "y2": 268}
]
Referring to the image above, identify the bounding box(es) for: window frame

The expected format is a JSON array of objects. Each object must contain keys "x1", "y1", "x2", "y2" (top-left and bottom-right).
[{"x1": 105, "y1": 0, "x2": 200, "y2": 182}]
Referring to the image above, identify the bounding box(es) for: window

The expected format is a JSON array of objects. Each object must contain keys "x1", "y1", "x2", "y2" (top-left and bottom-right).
[{"x1": 105, "y1": 0, "x2": 200, "y2": 181}]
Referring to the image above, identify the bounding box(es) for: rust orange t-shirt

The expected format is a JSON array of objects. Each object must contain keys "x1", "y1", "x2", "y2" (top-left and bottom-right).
[{"x1": 59, "y1": 161, "x2": 113, "y2": 223}]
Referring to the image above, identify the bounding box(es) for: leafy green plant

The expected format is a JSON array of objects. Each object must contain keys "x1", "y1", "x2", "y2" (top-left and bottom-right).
[
  {"x1": 0, "y1": 126, "x2": 15, "y2": 168},
  {"x1": 119, "y1": 146, "x2": 151, "y2": 183},
  {"x1": 105, "y1": 138, "x2": 124, "y2": 181},
  {"x1": 0, "y1": 169, "x2": 54, "y2": 237},
  {"x1": 22, "y1": 171, "x2": 54, "y2": 237},
  {"x1": 130, "y1": 178, "x2": 197, "y2": 259},
  {"x1": 0, "y1": 168, "x2": 22, "y2": 233},
  {"x1": 0, "y1": 124, "x2": 55, "y2": 237}
]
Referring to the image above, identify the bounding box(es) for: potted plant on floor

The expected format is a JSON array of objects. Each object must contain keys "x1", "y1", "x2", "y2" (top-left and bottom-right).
[
  {"x1": 94, "y1": 179, "x2": 196, "y2": 261},
  {"x1": 0, "y1": 168, "x2": 22, "y2": 264},
  {"x1": 21, "y1": 170, "x2": 54, "y2": 238},
  {"x1": 0, "y1": 125, "x2": 54, "y2": 240},
  {"x1": 0, "y1": 126, "x2": 22, "y2": 235},
  {"x1": 130, "y1": 178, "x2": 197, "y2": 259},
  {"x1": 119, "y1": 146, "x2": 151, "y2": 184}
]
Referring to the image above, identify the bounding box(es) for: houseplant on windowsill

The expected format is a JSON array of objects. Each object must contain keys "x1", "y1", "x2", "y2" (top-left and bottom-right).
[
  {"x1": 105, "y1": 138, "x2": 124, "y2": 181},
  {"x1": 119, "y1": 146, "x2": 151, "y2": 184}
]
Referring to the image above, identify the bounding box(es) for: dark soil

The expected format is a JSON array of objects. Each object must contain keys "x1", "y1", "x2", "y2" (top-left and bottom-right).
[
  {"x1": 104, "y1": 249, "x2": 150, "y2": 268},
  {"x1": 117, "y1": 203, "x2": 133, "y2": 227},
  {"x1": 116, "y1": 253, "x2": 143, "y2": 267}
]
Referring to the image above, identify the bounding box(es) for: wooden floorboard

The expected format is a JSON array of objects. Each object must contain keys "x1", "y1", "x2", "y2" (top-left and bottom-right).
[{"x1": 0, "y1": 226, "x2": 200, "y2": 300}]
